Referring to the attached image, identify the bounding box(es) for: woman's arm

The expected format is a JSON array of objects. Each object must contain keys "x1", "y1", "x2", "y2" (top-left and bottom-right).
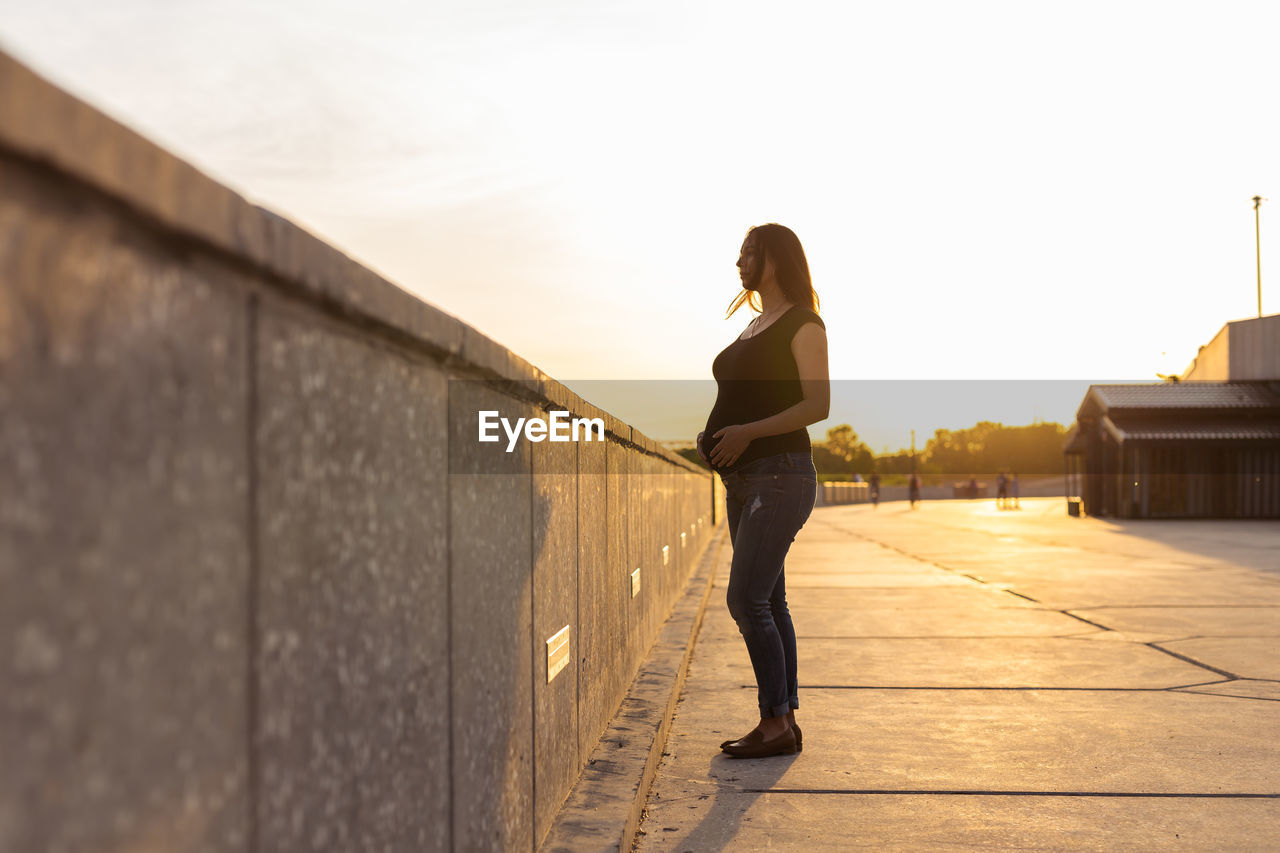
[{"x1": 710, "y1": 323, "x2": 830, "y2": 467}]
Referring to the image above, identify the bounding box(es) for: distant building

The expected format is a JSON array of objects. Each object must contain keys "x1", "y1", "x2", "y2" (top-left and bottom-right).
[
  {"x1": 1181, "y1": 313, "x2": 1280, "y2": 381},
  {"x1": 1064, "y1": 315, "x2": 1280, "y2": 519}
]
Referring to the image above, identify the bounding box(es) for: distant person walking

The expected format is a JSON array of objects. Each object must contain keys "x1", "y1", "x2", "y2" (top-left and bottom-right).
[
  {"x1": 697, "y1": 223, "x2": 829, "y2": 759},
  {"x1": 996, "y1": 471, "x2": 1008, "y2": 509},
  {"x1": 909, "y1": 473, "x2": 921, "y2": 507},
  {"x1": 869, "y1": 471, "x2": 881, "y2": 508}
]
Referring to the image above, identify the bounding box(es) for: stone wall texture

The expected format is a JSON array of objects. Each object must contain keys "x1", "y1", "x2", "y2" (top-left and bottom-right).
[{"x1": 0, "y1": 51, "x2": 719, "y2": 852}]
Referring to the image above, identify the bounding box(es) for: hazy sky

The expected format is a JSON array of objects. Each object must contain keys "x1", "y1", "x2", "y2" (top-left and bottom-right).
[{"x1": 4, "y1": 1, "x2": 1278, "y2": 446}]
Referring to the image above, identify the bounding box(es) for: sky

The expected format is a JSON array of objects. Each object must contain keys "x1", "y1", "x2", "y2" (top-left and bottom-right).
[{"x1": 3, "y1": 1, "x2": 1278, "y2": 448}]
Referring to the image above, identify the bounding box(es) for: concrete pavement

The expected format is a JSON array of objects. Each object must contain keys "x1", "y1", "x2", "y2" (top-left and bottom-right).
[{"x1": 634, "y1": 498, "x2": 1280, "y2": 851}]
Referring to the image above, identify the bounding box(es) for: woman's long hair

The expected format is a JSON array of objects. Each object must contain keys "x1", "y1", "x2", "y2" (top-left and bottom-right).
[{"x1": 726, "y1": 223, "x2": 820, "y2": 318}]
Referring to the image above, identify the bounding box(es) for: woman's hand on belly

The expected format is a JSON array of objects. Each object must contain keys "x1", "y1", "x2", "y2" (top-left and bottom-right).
[
  {"x1": 696, "y1": 431, "x2": 712, "y2": 466},
  {"x1": 710, "y1": 423, "x2": 755, "y2": 468}
]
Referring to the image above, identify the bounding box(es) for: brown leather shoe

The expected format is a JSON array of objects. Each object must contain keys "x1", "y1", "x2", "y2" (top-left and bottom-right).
[
  {"x1": 721, "y1": 726, "x2": 797, "y2": 758},
  {"x1": 788, "y1": 712, "x2": 803, "y2": 753},
  {"x1": 721, "y1": 717, "x2": 763, "y2": 750},
  {"x1": 723, "y1": 719, "x2": 803, "y2": 752}
]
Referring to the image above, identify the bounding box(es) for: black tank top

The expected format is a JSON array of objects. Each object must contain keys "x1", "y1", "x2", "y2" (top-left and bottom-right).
[{"x1": 703, "y1": 305, "x2": 826, "y2": 474}]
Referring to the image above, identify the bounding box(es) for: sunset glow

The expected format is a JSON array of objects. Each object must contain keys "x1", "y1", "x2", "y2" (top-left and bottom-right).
[{"x1": 4, "y1": 0, "x2": 1278, "y2": 440}]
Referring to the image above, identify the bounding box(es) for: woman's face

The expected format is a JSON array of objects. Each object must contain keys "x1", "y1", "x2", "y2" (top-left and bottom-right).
[{"x1": 737, "y1": 234, "x2": 763, "y2": 291}]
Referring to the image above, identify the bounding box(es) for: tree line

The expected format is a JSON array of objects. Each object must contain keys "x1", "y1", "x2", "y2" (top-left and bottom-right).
[
  {"x1": 816, "y1": 421, "x2": 1067, "y2": 478},
  {"x1": 677, "y1": 421, "x2": 1068, "y2": 478}
]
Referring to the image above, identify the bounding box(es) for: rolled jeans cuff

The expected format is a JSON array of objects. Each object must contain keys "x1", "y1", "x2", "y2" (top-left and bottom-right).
[{"x1": 765, "y1": 700, "x2": 792, "y2": 718}]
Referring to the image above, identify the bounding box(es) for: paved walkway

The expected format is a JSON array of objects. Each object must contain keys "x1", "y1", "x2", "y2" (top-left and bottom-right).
[{"x1": 635, "y1": 498, "x2": 1280, "y2": 851}]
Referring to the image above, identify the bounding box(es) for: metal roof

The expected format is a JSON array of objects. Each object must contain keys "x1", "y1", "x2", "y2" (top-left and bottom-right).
[
  {"x1": 1088, "y1": 383, "x2": 1280, "y2": 411},
  {"x1": 1076, "y1": 383, "x2": 1280, "y2": 422},
  {"x1": 1104, "y1": 415, "x2": 1280, "y2": 442}
]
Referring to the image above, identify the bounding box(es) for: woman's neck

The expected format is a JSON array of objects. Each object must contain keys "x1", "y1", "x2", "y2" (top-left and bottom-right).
[{"x1": 757, "y1": 281, "x2": 790, "y2": 314}]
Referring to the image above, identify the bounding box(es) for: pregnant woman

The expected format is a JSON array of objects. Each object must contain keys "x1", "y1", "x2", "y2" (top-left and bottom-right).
[{"x1": 698, "y1": 223, "x2": 830, "y2": 759}]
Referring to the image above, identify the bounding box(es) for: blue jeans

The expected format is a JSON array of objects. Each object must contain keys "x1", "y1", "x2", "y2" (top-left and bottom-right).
[{"x1": 720, "y1": 451, "x2": 817, "y2": 718}]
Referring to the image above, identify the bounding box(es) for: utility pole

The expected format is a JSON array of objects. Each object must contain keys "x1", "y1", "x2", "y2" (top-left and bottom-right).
[{"x1": 1254, "y1": 195, "x2": 1265, "y2": 318}]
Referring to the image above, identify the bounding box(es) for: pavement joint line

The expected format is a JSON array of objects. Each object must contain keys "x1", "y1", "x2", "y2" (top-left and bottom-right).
[
  {"x1": 1145, "y1": 642, "x2": 1240, "y2": 679},
  {"x1": 764, "y1": 685, "x2": 1260, "y2": 693},
  {"x1": 810, "y1": 520, "x2": 976, "y2": 580},
  {"x1": 790, "y1": 634, "x2": 1121, "y2": 640},
  {"x1": 1059, "y1": 631, "x2": 1280, "y2": 639},
  {"x1": 1058, "y1": 611, "x2": 1114, "y2": 631},
  {"x1": 879, "y1": 518, "x2": 1236, "y2": 573},
  {"x1": 738, "y1": 789, "x2": 1280, "y2": 799},
  {"x1": 1081, "y1": 604, "x2": 1280, "y2": 609},
  {"x1": 1174, "y1": 690, "x2": 1280, "y2": 704},
  {"x1": 1167, "y1": 627, "x2": 1280, "y2": 635},
  {"x1": 768, "y1": 585, "x2": 998, "y2": 591},
  {"x1": 1059, "y1": 634, "x2": 1190, "y2": 643},
  {"x1": 811, "y1": 521, "x2": 1199, "y2": 617},
  {"x1": 1169, "y1": 677, "x2": 1238, "y2": 689}
]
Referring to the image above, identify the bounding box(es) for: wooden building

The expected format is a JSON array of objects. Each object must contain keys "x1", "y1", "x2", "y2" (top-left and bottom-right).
[
  {"x1": 1066, "y1": 313, "x2": 1280, "y2": 519},
  {"x1": 1065, "y1": 383, "x2": 1280, "y2": 518}
]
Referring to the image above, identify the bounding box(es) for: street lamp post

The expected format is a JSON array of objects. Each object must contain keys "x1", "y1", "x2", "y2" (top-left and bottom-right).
[{"x1": 1254, "y1": 195, "x2": 1265, "y2": 318}]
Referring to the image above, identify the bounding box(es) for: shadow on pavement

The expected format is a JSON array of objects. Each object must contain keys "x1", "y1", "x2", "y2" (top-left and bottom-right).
[
  {"x1": 1091, "y1": 517, "x2": 1280, "y2": 575},
  {"x1": 650, "y1": 752, "x2": 795, "y2": 852}
]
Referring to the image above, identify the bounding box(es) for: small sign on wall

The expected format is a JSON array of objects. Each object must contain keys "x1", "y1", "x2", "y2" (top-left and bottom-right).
[{"x1": 546, "y1": 625, "x2": 570, "y2": 683}]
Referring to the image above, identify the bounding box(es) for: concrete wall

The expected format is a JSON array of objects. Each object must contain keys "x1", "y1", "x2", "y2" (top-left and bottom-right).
[
  {"x1": 0, "y1": 51, "x2": 718, "y2": 852},
  {"x1": 1182, "y1": 322, "x2": 1230, "y2": 380},
  {"x1": 1228, "y1": 314, "x2": 1280, "y2": 381},
  {"x1": 1182, "y1": 314, "x2": 1280, "y2": 381}
]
